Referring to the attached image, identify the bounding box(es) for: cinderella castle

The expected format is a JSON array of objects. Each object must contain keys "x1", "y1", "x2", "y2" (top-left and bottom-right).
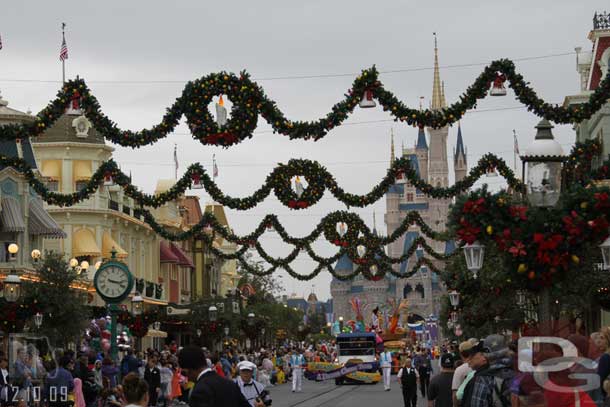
[{"x1": 331, "y1": 42, "x2": 467, "y2": 330}]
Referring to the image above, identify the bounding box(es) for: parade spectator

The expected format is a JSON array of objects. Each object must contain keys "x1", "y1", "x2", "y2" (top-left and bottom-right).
[
  {"x1": 599, "y1": 326, "x2": 610, "y2": 398},
  {"x1": 159, "y1": 361, "x2": 173, "y2": 407},
  {"x1": 398, "y1": 358, "x2": 419, "y2": 407},
  {"x1": 0, "y1": 358, "x2": 10, "y2": 406},
  {"x1": 235, "y1": 361, "x2": 269, "y2": 407},
  {"x1": 461, "y1": 335, "x2": 514, "y2": 407},
  {"x1": 178, "y1": 346, "x2": 249, "y2": 407},
  {"x1": 143, "y1": 355, "x2": 161, "y2": 407},
  {"x1": 101, "y1": 357, "x2": 120, "y2": 388},
  {"x1": 93, "y1": 360, "x2": 103, "y2": 389},
  {"x1": 452, "y1": 338, "x2": 477, "y2": 405},
  {"x1": 418, "y1": 353, "x2": 432, "y2": 397},
  {"x1": 46, "y1": 355, "x2": 75, "y2": 407},
  {"x1": 427, "y1": 353, "x2": 455, "y2": 407},
  {"x1": 123, "y1": 373, "x2": 149, "y2": 407},
  {"x1": 73, "y1": 377, "x2": 87, "y2": 407}
]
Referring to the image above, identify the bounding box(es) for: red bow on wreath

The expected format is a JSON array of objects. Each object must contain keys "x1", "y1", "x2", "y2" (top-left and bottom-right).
[
  {"x1": 71, "y1": 91, "x2": 81, "y2": 110},
  {"x1": 288, "y1": 200, "x2": 309, "y2": 209},
  {"x1": 493, "y1": 73, "x2": 507, "y2": 88}
]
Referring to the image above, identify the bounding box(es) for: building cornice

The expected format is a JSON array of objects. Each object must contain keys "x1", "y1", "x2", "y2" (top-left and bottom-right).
[
  {"x1": 32, "y1": 141, "x2": 114, "y2": 153},
  {"x1": 47, "y1": 207, "x2": 153, "y2": 230}
]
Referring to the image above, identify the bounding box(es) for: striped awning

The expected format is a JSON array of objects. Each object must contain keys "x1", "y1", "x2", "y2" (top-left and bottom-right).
[
  {"x1": 160, "y1": 241, "x2": 178, "y2": 263},
  {"x1": 73, "y1": 228, "x2": 101, "y2": 257},
  {"x1": 29, "y1": 198, "x2": 66, "y2": 238},
  {"x1": 0, "y1": 196, "x2": 25, "y2": 232},
  {"x1": 170, "y1": 243, "x2": 194, "y2": 268},
  {"x1": 145, "y1": 329, "x2": 168, "y2": 338},
  {"x1": 102, "y1": 232, "x2": 128, "y2": 259}
]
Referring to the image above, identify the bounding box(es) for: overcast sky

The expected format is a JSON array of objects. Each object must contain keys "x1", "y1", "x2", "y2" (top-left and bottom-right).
[{"x1": 1, "y1": 0, "x2": 606, "y2": 300}]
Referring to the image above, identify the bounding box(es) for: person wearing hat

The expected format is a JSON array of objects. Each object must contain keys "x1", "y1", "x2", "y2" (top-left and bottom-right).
[
  {"x1": 461, "y1": 335, "x2": 514, "y2": 407},
  {"x1": 235, "y1": 362, "x2": 270, "y2": 407},
  {"x1": 427, "y1": 353, "x2": 455, "y2": 407},
  {"x1": 178, "y1": 346, "x2": 249, "y2": 407},
  {"x1": 452, "y1": 338, "x2": 477, "y2": 405}
]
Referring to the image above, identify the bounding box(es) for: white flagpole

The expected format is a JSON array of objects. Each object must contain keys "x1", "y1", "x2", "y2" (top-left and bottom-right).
[{"x1": 513, "y1": 129, "x2": 517, "y2": 173}]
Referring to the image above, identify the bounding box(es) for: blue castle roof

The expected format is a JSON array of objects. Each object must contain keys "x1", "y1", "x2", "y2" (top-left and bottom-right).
[
  {"x1": 454, "y1": 124, "x2": 466, "y2": 163},
  {"x1": 416, "y1": 127, "x2": 428, "y2": 150},
  {"x1": 399, "y1": 231, "x2": 419, "y2": 275}
]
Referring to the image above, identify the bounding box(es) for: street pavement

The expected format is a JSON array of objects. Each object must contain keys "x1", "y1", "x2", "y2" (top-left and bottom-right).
[{"x1": 270, "y1": 377, "x2": 429, "y2": 407}]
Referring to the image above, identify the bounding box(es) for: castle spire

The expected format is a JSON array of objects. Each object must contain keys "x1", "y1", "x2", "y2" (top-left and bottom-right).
[
  {"x1": 416, "y1": 126, "x2": 428, "y2": 150},
  {"x1": 390, "y1": 129, "x2": 395, "y2": 163},
  {"x1": 431, "y1": 33, "x2": 445, "y2": 110},
  {"x1": 441, "y1": 81, "x2": 446, "y2": 107},
  {"x1": 454, "y1": 122, "x2": 466, "y2": 163}
]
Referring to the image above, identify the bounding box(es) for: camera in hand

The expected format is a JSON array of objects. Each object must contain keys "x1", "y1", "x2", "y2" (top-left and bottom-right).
[{"x1": 256, "y1": 389, "x2": 272, "y2": 406}]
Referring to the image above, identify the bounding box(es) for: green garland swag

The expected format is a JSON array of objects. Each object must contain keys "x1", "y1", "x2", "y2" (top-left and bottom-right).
[
  {"x1": 0, "y1": 152, "x2": 523, "y2": 209},
  {"x1": 1, "y1": 62, "x2": 609, "y2": 148}
]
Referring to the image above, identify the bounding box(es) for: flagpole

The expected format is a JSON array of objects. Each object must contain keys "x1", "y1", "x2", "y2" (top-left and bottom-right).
[
  {"x1": 213, "y1": 154, "x2": 217, "y2": 183},
  {"x1": 513, "y1": 129, "x2": 517, "y2": 173},
  {"x1": 61, "y1": 23, "x2": 66, "y2": 83}
]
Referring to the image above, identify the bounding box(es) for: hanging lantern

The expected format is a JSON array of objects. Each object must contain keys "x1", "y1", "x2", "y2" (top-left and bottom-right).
[
  {"x1": 8, "y1": 243, "x2": 18, "y2": 262},
  {"x1": 131, "y1": 294, "x2": 143, "y2": 316},
  {"x1": 448, "y1": 290, "x2": 460, "y2": 309},
  {"x1": 34, "y1": 312, "x2": 43, "y2": 329},
  {"x1": 209, "y1": 305, "x2": 218, "y2": 322},
  {"x1": 3, "y1": 273, "x2": 22, "y2": 303},
  {"x1": 601, "y1": 234, "x2": 610, "y2": 270},
  {"x1": 192, "y1": 173, "x2": 203, "y2": 189},
  {"x1": 357, "y1": 245, "x2": 366, "y2": 258},
  {"x1": 450, "y1": 311, "x2": 459, "y2": 324},
  {"x1": 486, "y1": 167, "x2": 498, "y2": 177},
  {"x1": 416, "y1": 244, "x2": 424, "y2": 257},
  {"x1": 103, "y1": 171, "x2": 114, "y2": 186},
  {"x1": 521, "y1": 120, "x2": 565, "y2": 208},
  {"x1": 463, "y1": 241, "x2": 485, "y2": 278},
  {"x1": 489, "y1": 73, "x2": 507, "y2": 96},
  {"x1": 516, "y1": 290, "x2": 527, "y2": 307},
  {"x1": 266, "y1": 223, "x2": 274, "y2": 232},
  {"x1": 336, "y1": 222, "x2": 348, "y2": 238},
  {"x1": 359, "y1": 89, "x2": 376, "y2": 108}
]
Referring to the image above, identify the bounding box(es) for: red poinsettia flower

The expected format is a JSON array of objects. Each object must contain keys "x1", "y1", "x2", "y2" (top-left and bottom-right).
[
  {"x1": 463, "y1": 197, "x2": 486, "y2": 214},
  {"x1": 595, "y1": 192, "x2": 610, "y2": 210},
  {"x1": 562, "y1": 215, "x2": 583, "y2": 237},
  {"x1": 494, "y1": 228, "x2": 512, "y2": 251},
  {"x1": 509, "y1": 206, "x2": 528, "y2": 221},
  {"x1": 508, "y1": 241, "x2": 526, "y2": 257},
  {"x1": 589, "y1": 217, "x2": 610, "y2": 236},
  {"x1": 457, "y1": 221, "x2": 481, "y2": 244}
]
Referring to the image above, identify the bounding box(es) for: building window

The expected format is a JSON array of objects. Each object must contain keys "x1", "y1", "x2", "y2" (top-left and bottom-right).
[
  {"x1": 170, "y1": 267, "x2": 178, "y2": 281},
  {"x1": 75, "y1": 180, "x2": 88, "y2": 192},
  {"x1": 406, "y1": 193, "x2": 414, "y2": 202},
  {"x1": 46, "y1": 178, "x2": 59, "y2": 192}
]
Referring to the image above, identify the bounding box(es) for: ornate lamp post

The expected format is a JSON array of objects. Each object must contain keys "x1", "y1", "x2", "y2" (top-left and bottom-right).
[
  {"x1": 247, "y1": 312, "x2": 255, "y2": 326},
  {"x1": 4, "y1": 243, "x2": 21, "y2": 303},
  {"x1": 80, "y1": 261, "x2": 89, "y2": 277},
  {"x1": 521, "y1": 119, "x2": 565, "y2": 208}
]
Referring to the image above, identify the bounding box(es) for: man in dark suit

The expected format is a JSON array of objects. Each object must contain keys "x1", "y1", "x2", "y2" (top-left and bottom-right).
[
  {"x1": 178, "y1": 346, "x2": 250, "y2": 407},
  {"x1": 398, "y1": 358, "x2": 419, "y2": 407},
  {"x1": 144, "y1": 355, "x2": 161, "y2": 407}
]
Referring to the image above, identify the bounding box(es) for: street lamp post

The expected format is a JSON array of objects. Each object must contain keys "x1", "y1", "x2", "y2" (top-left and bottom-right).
[
  {"x1": 209, "y1": 305, "x2": 218, "y2": 322},
  {"x1": 247, "y1": 312, "x2": 255, "y2": 326},
  {"x1": 448, "y1": 290, "x2": 460, "y2": 309},
  {"x1": 131, "y1": 294, "x2": 143, "y2": 316}
]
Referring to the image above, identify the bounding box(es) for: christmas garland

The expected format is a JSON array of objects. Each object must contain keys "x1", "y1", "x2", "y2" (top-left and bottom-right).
[
  {"x1": 1, "y1": 62, "x2": 608, "y2": 148},
  {"x1": 449, "y1": 185, "x2": 610, "y2": 288},
  {"x1": 0, "y1": 151, "x2": 523, "y2": 208}
]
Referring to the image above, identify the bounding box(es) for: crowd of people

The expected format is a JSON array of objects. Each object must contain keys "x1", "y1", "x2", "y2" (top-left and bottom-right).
[
  {"x1": 391, "y1": 326, "x2": 610, "y2": 407},
  {"x1": 0, "y1": 339, "x2": 340, "y2": 407}
]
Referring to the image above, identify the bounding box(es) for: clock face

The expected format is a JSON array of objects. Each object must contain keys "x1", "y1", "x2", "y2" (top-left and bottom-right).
[{"x1": 95, "y1": 265, "x2": 131, "y2": 301}]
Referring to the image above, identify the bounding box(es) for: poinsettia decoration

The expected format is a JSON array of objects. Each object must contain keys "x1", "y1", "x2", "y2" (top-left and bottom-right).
[{"x1": 449, "y1": 184, "x2": 610, "y2": 289}]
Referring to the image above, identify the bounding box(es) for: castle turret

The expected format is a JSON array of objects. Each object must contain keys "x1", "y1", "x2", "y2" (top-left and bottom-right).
[
  {"x1": 454, "y1": 123, "x2": 467, "y2": 183},
  {"x1": 415, "y1": 126, "x2": 429, "y2": 182}
]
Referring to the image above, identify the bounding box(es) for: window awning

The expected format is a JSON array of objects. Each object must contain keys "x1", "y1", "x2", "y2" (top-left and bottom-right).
[
  {"x1": 102, "y1": 232, "x2": 128, "y2": 259},
  {"x1": 170, "y1": 243, "x2": 195, "y2": 268},
  {"x1": 73, "y1": 228, "x2": 101, "y2": 257},
  {"x1": 29, "y1": 198, "x2": 66, "y2": 238},
  {"x1": 160, "y1": 241, "x2": 179, "y2": 263},
  {"x1": 0, "y1": 196, "x2": 25, "y2": 233},
  {"x1": 146, "y1": 329, "x2": 168, "y2": 338},
  {"x1": 73, "y1": 160, "x2": 92, "y2": 180},
  {"x1": 41, "y1": 160, "x2": 62, "y2": 179}
]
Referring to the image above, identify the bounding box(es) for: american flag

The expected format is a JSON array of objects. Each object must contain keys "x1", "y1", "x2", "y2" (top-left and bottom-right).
[
  {"x1": 59, "y1": 36, "x2": 68, "y2": 61},
  {"x1": 513, "y1": 130, "x2": 519, "y2": 155}
]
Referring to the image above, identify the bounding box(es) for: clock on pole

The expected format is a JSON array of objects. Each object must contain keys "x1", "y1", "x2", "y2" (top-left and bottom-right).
[{"x1": 94, "y1": 247, "x2": 134, "y2": 361}]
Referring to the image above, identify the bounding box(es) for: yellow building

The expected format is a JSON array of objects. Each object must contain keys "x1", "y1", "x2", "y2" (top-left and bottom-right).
[{"x1": 32, "y1": 110, "x2": 166, "y2": 310}]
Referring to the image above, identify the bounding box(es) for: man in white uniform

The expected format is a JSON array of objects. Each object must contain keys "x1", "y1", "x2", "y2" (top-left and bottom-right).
[
  {"x1": 289, "y1": 349, "x2": 305, "y2": 393},
  {"x1": 379, "y1": 349, "x2": 393, "y2": 391},
  {"x1": 235, "y1": 361, "x2": 269, "y2": 407}
]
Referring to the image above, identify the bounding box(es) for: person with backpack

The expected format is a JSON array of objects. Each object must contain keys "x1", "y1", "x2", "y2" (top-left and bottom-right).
[
  {"x1": 397, "y1": 358, "x2": 419, "y2": 407},
  {"x1": 461, "y1": 334, "x2": 515, "y2": 407}
]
